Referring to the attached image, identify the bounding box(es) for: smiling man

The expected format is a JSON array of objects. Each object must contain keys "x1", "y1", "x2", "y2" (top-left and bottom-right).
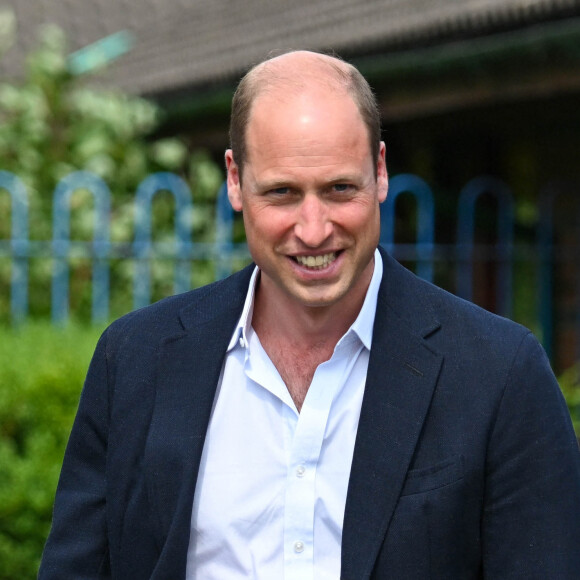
[
  {"x1": 40, "y1": 51, "x2": 580, "y2": 579},
  {"x1": 224, "y1": 54, "x2": 387, "y2": 413}
]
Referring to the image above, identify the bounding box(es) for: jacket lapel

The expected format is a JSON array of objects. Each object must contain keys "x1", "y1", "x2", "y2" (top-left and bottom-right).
[
  {"x1": 341, "y1": 252, "x2": 443, "y2": 579},
  {"x1": 143, "y1": 268, "x2": 253, "y2": 563}
]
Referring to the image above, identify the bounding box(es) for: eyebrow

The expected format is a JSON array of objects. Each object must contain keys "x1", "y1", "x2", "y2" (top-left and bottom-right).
[
  {"x1": 255, "y1": 179, "x2": 293, "y2": 192},
  {"x1": 257, "y1": 174, "x2": 362, "y2": 191},
  {"x1": 327, "y1": 175, "x2": 360, "y2": 184}
]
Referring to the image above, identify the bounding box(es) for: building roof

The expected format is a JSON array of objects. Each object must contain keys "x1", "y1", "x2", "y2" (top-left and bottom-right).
[
  {"x1": 2, "y1": 0, "x2": 580, "y2": 97},
  {"x1": 0, "y1": 0, "x2": 179, "y2": 78},
  {"x1": 104, "y1": 0, "x2": 580, "y2": 97}
]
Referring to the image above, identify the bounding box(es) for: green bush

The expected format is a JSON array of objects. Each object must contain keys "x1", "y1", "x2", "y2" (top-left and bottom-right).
[
  {"x1": 559, "y1": 362, "x2": 580, "y2": 437},
  {"x1": 0, "y1": 321, "x2": 104, "y2": 579}
]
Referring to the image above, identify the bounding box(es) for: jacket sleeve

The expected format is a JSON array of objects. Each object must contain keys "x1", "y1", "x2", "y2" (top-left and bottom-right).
[
  {"x1": 38, "y1": 329, "x2": 111, "y2": 579},
  {"x1": 482, "y1": 332, "x2": 580, "y2": 578}
]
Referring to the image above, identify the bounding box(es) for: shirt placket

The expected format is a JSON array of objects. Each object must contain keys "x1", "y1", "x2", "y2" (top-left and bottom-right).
[{"x1": 282, "y1": 346, "x2": 354, "y2": 580}]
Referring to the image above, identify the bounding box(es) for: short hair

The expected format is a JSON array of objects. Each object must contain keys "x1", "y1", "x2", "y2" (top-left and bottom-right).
[{"x1": 229, "y1": 50, "x2": 382, "y2": 181}]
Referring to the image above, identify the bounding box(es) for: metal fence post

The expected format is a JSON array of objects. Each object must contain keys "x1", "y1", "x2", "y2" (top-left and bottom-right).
[
  {"x1": 456, "y1": 176, "x2": 514, "y2": 318},
  {"x1": 133, "y1": 173, "x2": 193, "y2": 309},
  {"x1": 0, "y1": 171, "x2": 29, "y2": 323},
  {"x1": 380, "y1": 173, "x2": 435, "y2": 282},
  {"x1": 51, "y1": 171, "x2": 111, "y2": 323}
]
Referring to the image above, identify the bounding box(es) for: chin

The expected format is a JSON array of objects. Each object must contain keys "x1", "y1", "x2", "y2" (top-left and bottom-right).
[{"x1": 294, "y1": 290, "x2": 345, "y2": 309}]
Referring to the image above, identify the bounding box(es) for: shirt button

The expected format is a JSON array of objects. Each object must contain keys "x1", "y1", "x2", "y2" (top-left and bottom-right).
[
  {"x1": 296, "y1": 465, "x2": 305, "y2": 477},
  {"x1": 238, "y1": 336, "x2": 246, "y2": 348},
  {"x1": 294, "y1": 541, "x2": 305, "y2": 553}
]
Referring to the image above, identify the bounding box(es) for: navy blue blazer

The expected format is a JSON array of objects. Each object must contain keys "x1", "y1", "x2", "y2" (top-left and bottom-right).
[{"x1": 40, "y1": 249, "x2": 580, "y2": 579}]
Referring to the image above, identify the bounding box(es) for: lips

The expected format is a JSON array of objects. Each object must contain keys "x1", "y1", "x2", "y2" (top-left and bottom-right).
[{"x1": 293, "y1": 252, "x2": 337, "y2": 269}]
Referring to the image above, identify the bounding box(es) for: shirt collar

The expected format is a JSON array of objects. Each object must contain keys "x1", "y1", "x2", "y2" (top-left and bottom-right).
[
  {"x1": 227, "y1": 248, "x2": 383, "y2": 352},
  {"x1": 348, "y1": 248, "x2": 382, "y2": 350},
  {"x1": 226, "y1": 265, "x2": 259, "y2": 351}
]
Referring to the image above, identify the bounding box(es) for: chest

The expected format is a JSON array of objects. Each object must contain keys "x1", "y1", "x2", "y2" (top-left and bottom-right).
[
  {"x1": 270, "y1": 345, "x2": 332, "y2": 410},
  {"x1": 186, "y1": 343, "x2": 370, "y2": 578}
]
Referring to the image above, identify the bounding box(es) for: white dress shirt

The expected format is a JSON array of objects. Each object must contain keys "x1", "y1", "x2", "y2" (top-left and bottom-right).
[{"x1": 186, "y1": 250, "x2": 383, "y2": 579}]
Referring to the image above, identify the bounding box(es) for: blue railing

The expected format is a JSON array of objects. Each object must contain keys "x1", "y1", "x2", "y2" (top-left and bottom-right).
[
  {"x1": 51, "y1": 171, "x2": 112, "y2": 323},
  {"x1": 380, "y1": 173, "x2": 435, "y2": 283},
  {"x1": 1, "y1": 170, "x2": 579, "y2": 365},
  {"x1": 132, "y1": 173, "x2": 193, "y2": 310},
  {"x1": 456, "y1": 176, "x2": 514, "y2": 319},
  {"x1": 1, "y1": 171, "x2": 28, "y2": 324}
]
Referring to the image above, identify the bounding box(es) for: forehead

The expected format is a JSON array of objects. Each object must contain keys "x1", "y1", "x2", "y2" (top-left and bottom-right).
[{"x1": 245, "y1": 86, "x2": 370, "y2": 169}]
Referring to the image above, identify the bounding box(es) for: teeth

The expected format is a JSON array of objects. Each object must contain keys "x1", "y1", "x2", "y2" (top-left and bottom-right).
[{"x1": 295, "y1": 252, "x2": 337, "y2": 269}]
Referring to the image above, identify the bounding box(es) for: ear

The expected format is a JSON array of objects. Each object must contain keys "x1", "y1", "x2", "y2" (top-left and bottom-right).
[
  {"x1": 377, "y1": 141, "x2": 388, "y2": 203},
  {"x1": 225, "y1": 149, "x2": 243, "y2": 212}
]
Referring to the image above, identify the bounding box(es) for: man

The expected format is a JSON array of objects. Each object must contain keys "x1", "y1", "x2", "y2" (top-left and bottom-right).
[{"x1": 40, "y1": 51, "x2": 580, "y2": 579}]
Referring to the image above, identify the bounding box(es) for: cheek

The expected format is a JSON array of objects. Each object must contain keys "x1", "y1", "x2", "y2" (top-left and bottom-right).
[
  {"x1": 336, "y1": 201, "x2": 380, "y2": 233},
  {"x1": 243, "y1": 207, "x2": 292, "y2": 243}
]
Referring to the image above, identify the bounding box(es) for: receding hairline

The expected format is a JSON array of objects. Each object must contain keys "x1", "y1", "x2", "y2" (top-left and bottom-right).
[
  {"x1": 242, "y1": 50, "x2": 360, "y2": 107},
  {"x1": 229, "y1": 49, "x2": 382, "y2": 180}
]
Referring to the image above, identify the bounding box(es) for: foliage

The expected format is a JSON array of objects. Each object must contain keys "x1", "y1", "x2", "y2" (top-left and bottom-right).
[
  {"x1": 559, "y1": 362, "x2": 580, "y2": 437},
  {"x1": 0, "y1": 25, "x2": 224, "y2": 322},
  {"x1": 0, "y1": 321, "x2": 104, "y2": 579}
]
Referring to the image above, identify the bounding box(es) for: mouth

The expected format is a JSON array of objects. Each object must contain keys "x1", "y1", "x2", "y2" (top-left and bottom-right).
[{"x1": 292, "y1": 252, "x2": 338, "y2": 270}]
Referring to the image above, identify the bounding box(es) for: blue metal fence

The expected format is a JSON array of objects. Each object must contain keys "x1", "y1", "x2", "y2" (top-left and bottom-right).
[
  {"x1": 456, "y1": 176, "x2": 514, "y2": 320},
  {"x1": 1, "y1": 170, "x2": 578, "y2": 366},
  {"x1": 51, "y1": 171, "x2": 112, "y2": 323}
]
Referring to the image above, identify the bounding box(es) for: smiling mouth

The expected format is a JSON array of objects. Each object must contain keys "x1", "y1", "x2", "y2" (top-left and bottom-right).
[{"x1": 293, "y1": 252, "x2": 338, "y2": 270}]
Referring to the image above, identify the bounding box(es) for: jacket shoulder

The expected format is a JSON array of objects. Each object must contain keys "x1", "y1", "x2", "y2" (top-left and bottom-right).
[
  {"x1": 379, "y1": 250, "x2": 532, "y2": 353},
  {"x1": 104, "y1": 264, "x2": 254, "y2": 349}
]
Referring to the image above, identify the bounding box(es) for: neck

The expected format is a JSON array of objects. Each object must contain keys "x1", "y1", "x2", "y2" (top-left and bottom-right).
[
  {"x1": 255, "y1": 300, "x2": 353, "y2": 351},
  {"x1": 252, "y1": 268, "x2": 373, "y2": 352},
  {"x1": 250, "y1": 263, "x2": 375, "y2": 411}
]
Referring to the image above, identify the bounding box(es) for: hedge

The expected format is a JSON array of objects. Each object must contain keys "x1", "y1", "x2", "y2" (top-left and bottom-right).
[{"x1": 0, "y1": 322, "x2": 103, "y2": 579}]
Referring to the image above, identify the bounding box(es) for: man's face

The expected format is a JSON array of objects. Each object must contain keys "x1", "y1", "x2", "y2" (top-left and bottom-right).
[{"x1": 225, "y1": 87, "x2": 388, "y2": 312}]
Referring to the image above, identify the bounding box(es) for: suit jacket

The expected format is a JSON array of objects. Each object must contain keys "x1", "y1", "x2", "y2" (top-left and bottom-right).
[{"x1": 39, "y1": 248, "x2": 580, "y2": 579}]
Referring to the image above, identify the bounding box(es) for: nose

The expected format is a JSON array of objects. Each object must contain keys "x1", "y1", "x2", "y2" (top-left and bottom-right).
[{"x1": 294, "y1": 194, "x2": 333, "y2": 247}]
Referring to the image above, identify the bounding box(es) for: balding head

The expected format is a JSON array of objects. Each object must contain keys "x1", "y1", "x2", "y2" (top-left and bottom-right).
[{"x1": 229, "y1": 50, "x2": 381, "y2": 182}]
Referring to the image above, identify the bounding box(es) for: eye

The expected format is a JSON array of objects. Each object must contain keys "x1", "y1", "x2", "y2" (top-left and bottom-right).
[
  {"x1": 331, "y1": 183, "x2": 353, "y2": 193},
  {"x1": 264, "y1": 186, "x2": 292, "y2": 196},
  {"x1": 263, "y1": 186, "x2": 297, "y2": 204}
]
